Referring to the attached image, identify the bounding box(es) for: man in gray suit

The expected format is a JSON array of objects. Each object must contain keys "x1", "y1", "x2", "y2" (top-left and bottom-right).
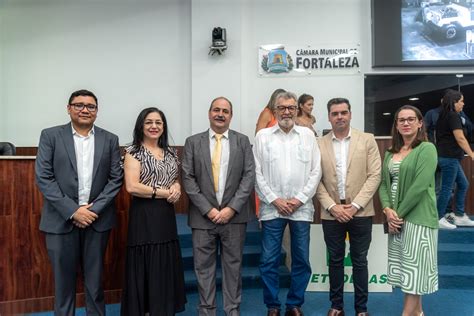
[
  {"x1": 182, "y1": 96, "x2": 256, "y2": 316},
  {"x1": 35, "y1": 89, "x2": 123, "y2": 316}
]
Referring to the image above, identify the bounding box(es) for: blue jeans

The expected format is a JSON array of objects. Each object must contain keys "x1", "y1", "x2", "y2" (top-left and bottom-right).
[
  {"x1": 260, "y1": 219, "x2": 311, "y2": 310},
  {"x1": 435, "y1": 167, "x2": 453, "y2": 213},
  {"x1": 437, "y1": 157, "x2": 469, "y2": 218}
]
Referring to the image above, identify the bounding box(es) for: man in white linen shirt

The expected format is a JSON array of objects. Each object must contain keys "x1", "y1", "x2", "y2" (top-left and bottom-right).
[
  {"x1": 316, "y1": 98, "x2": 381, "y2": 316},
  {"x1": 254, "y1": 91, "x2": 322, "y2": 316}
]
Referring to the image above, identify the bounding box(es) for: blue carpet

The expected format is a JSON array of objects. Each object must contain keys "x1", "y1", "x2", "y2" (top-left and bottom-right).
[
  {"x1": 26, "y1": 288, "x2": 474, "y2": 315},
  {"x1": 26, "y1": 215, "x2": 474, "y2": 315}
]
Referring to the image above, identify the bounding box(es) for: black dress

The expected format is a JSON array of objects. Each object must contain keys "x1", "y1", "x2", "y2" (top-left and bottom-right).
[{"x1": 121, "y1": 145, "x2": 186, "y2": 316}]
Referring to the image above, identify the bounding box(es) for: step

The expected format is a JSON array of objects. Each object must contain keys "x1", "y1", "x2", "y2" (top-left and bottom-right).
[
  {"x1": 438, "y1": 265, "x2": 474, "y2": 289},
  {"x1": 183, "y1": 265, "x2": 291, "y2": 292},
  {"x1": 438, "y1": 226, "x2": 474, "y2": 244},
  {"x1": 438, "y1": 243, "x2": 474, "y2": 266},
  {"x1": 180, "y1": 245, "x2": 286, "y2": 270}
]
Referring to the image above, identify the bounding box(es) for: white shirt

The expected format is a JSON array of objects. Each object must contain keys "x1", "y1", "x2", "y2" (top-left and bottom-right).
[
  {"x1": 209, "y1": 129, "x2": 230, "y2": 205},
  {"x1": 329, "y1": 128, "x2": 360, "y2": 210},
  {"x1": 254, "y1": 124, "x2": 322, "y2": 222},
  {"x1": 72, "y1": 124, "x2": 95, "y2": 206},
  {"x1": 332, "y1": 129, "x2": 351, "y2": 200}
]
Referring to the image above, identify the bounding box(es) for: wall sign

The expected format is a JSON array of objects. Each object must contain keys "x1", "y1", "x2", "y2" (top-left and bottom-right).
[{"x1": 258, "y1": 44, "x2": 361, "y2": 77}]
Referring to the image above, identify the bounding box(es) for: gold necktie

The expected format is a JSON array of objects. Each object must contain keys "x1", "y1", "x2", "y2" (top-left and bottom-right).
[{"x1": 211, "y1": 134, "x2": 223, "y2": 192}]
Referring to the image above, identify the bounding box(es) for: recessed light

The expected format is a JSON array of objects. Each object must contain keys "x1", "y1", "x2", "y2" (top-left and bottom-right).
[
  {"x1": 382, "y1": 112, "x2": 391, "y2": 116},
  {"x1": 409, "y1": 97, "x2": 419, "y2": 101}
]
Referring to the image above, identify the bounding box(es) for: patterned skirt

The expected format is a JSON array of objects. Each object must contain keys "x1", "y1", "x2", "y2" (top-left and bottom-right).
[{"x1": 387, "y1": 221, "x2": 438, "y2": 295}]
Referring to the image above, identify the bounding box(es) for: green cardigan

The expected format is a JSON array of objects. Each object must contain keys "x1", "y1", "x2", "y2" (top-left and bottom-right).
[{"x1": 379, "y1": 142, "x2": 439, "y2": 229}]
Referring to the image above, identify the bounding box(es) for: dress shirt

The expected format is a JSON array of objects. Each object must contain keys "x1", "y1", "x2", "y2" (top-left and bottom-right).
[
  {"x1": 72, "y1": 124, "x2": 95, "y2": 206},
  {"x1": 209, "y1": 129, "x2": 229, "y2": 205},
  {"x1": 254, "y1": 124, "x2": 321, "y2": 221},
  {"x1": 332, "y1": 129, "x2": 351, "y2": 200},
  {"x1": 328, "y1": 128, "x2": 360, "y2": 211}
]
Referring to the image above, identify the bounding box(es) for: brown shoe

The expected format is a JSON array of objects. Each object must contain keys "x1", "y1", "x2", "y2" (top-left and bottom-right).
[
  {"x1": 356, "y1": 313, "x2": 369, "y2": 316},
  {"x1": 267, "y1": 308, "x2": 281, "y2": 316},
  {"x1": 285, "y1": 307, "x2": 304, "y2": 316},
  {"x1": 327, "y1": 308, "x2": 345, "y2": 316}
]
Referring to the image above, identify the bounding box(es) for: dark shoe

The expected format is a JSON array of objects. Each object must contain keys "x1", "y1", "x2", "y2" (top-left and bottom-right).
[
  {"x1": 327, "y1": 308, "x2": 345, "y2": 316},
  {"x1": 267, "y1": 308, "x2": 281, "y2": 316},
  {"x1": 356, "y1": 313, "x2": 369, "y2": 316},
  {"x1": 285, "y1": 307, "x2": 304, "y2": 316}
]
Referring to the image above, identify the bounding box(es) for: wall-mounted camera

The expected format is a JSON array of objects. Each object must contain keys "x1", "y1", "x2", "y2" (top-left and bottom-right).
[{"x1": 209, "y1": 27, "x2": 227, "y2": 55}]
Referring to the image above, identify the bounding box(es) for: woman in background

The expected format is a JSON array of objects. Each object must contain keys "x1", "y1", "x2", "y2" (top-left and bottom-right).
[
  {"x1": 379, "y1": 105, "x2": 438, "y2": 316},
  {"x1": 436, "y1": 89, "x2": 474, "y2": 229},
  {"x1": 254, "y1": 88, "x2": 285, "y2": 216},
  {"x1": 255, "y1": 88, "x2": 286, "y2": 134},
  {"x1": 295, "y1": 93, "x2": 317, "y2": 136},
  {"x1": 121, "y1": 107, "x2": 186, "y2": 315}
]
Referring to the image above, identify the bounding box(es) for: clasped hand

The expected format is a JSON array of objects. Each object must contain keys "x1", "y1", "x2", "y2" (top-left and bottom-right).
[
  {"x1": 384, "y1": 208, "x2": 404, "y2": 234},
  {"x1": 207, "y1": 207, "x2": 235, "y2": 225},
  {"x1": 72, "y1": 203, "x2": 98, "y2": 228},
  {"x1": 272, "y1": 198, "x2": 303, "y2": 216},
  {"x1": 330, "y1": 204, "x2": 358, "y2": 223},
  {"x1": 167, "y1": 183, "x2": 181, "y2": 203}
]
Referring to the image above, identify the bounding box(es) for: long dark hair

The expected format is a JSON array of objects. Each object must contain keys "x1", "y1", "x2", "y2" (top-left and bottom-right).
[
  {"x1": 389, "y1": 105, "x2": 427, "y2": 153},
  {"x1": 132, "y1": 107, "x2": 171, "y2": 153},
  {"x1": 266, "y1": 88, "x2": 286, "y2": 110},
  {"x1": 297, "y1": 93, "x2": 314, "y2": 117},
  {"x1": 440, "y1": 89, "x2": 463, "y2": 117}
]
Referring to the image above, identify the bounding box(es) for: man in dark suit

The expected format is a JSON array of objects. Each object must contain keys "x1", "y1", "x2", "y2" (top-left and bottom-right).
[
  {"x1": 182, "y1": 96, "x2": 255, "y2": 316},
  {"x1": 35, "y1": 89, "x2": 123, "y2": 316}
]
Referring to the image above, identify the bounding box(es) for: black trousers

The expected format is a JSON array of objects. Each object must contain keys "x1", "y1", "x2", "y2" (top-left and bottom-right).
[
  {"x1": 322, "y1": 217, "x2": 372, "y2": 313},
  {"x1": 45, "y1": 227, "x2": 110, "y2": 316}
]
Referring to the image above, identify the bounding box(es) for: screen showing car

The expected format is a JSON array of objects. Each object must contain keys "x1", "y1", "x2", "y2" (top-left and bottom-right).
[
  {"x1": 402, "y1": 1, "x2": 474, "y2": 62},
  {"x1": 372, "y1": 0, "x2": 474, "y2": 67}
]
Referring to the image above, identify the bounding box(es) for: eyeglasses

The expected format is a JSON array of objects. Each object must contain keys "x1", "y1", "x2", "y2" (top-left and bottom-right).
[
  {"x1": 276, "y1": 105, "x2": 297, "y2": 113},
  {"x1": 70, "y1": 103, "x2": 98, "y2": 112},
  {"x1": 397, "y1": 117, "x2": 417, "y2": 125}
]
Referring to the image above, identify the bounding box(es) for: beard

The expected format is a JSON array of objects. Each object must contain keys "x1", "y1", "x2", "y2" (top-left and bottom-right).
[{"x1": 279, "y1": 117, "x2": 295, "y2": 130}]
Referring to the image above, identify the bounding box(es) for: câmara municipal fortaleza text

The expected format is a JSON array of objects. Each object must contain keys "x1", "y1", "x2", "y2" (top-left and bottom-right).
[{"x1": 295, "y1": 48, "x2": 359, "y2": 69}]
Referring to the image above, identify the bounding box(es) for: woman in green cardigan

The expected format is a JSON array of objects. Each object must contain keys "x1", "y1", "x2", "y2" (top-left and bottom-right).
[{"x1": 379, "y1": 105, "x2": 438, "y2": 316}]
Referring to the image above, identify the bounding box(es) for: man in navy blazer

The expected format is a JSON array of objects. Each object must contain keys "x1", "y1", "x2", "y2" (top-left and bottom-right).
[
  {"x1": 182, "y1": 97, "x2": 255, "y2": 316},
  {"x1": 35, "y1": 89, "x2": 123, "y2": 316}
]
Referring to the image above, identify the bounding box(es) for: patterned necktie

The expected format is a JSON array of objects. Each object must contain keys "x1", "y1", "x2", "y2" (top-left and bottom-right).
[{"x1": 211, "y1": 134, "x2": 223, "y2": 192}]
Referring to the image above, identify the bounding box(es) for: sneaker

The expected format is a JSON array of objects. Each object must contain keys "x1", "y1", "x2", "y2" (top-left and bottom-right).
[
  {"x1": 453, "y1": 214, "x2": 474, "y2": 227},
  {"x1": 445, "y1": 212, "x2": 456, "y2": 225},
  {"x1": 439, "y1": 217, "x2": 457, "y2": 229}
]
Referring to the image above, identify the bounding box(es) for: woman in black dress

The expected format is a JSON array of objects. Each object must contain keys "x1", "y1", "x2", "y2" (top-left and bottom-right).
[{"x1": 121, "y1": 107, "x2": 186, "y2": 315}]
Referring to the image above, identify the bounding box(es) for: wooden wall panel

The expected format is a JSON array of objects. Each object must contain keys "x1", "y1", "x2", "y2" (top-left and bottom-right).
[
  {"x1": 1, "y1": 140, "x2": 474, "y2": 313},
  {"x1": 15, "y1": 147, "x2": 37, "y2": 156}
]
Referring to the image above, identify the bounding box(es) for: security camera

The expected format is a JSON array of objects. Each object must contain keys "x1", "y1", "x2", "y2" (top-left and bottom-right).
[
  {"x1": 209, "y1": 27, "x2": 227, "y2": 55},
  {"x1": 212, "y1": 27, "x2": 226, "y2": 47}
]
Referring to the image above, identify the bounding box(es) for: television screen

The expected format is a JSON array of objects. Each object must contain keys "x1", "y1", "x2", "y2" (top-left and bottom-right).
[{"x1": 372, "y1": 0, "x2": 474, "y2": 67}]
